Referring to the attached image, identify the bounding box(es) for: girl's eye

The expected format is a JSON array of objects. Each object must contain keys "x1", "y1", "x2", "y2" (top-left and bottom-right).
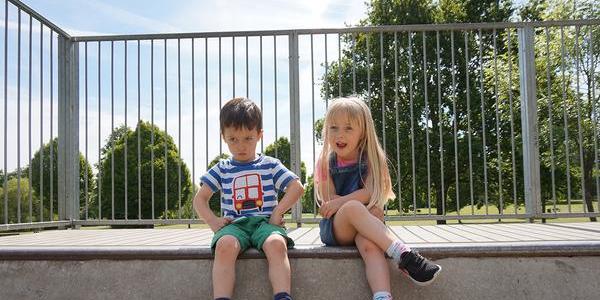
[{"x1": 345, "y1": 127, "x2": 353, "y2": 131}]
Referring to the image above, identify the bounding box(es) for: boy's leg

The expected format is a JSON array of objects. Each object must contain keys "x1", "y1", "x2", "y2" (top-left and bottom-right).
[
  {"x1": 332, "y1": 200, "x2": 397, "y2": 250},
  {"x1": 262, "y1": 234, "x2": 291, "y2": 295},
  {"x1": 213, "y1": 235, "x2": 242, "y2": 299},
  {"x1": 355, "y1": 234, "x2": 391, "y2": 295},
  {"x1": 252, "y1": 220, "x2": 294, "y2": 297}
]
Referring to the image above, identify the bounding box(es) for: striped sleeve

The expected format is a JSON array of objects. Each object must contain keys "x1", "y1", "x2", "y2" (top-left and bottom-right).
[
  {"x1": 271, "y1": 158, "x2": 299, "y2": 193},
  {"x1": 200, "y1": 163, "x2": 223, "y2": 192}
]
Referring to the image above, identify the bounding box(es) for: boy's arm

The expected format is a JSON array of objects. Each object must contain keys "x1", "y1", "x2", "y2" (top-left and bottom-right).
[
  {"x1": 270, "y1": 179, "x2": 305, "y2": 226},
  {"x1": 193, "y1": 184, "x2": 230, "y2": 232}
]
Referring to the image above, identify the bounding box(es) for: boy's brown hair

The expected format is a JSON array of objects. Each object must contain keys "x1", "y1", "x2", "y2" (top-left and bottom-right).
[{"x1": 220, "y1": 97, "x2": 262, "y2": 132}]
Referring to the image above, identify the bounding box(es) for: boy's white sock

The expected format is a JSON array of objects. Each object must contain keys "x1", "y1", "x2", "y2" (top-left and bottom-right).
[
  {"x1": 373, "y1": 291, "x2": 393, "y2": 300},
  {"x1": 385, "y1": 241, "x2": 411, "y2": 264}
]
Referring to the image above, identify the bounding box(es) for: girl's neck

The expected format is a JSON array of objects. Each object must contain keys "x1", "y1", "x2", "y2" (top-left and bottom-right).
[{"x1": 334, "y1": 149, "x2": 360, "y2": 164}]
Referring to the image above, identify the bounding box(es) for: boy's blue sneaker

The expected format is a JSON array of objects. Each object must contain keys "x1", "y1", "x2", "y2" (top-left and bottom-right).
[{"x1": 398, "y1": 250, "x2": 442, "y2": 286}]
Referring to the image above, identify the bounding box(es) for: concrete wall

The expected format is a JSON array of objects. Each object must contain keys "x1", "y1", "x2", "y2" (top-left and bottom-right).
[{"x1": 2, "y1": 256, "x2": 599, "y2": 300}]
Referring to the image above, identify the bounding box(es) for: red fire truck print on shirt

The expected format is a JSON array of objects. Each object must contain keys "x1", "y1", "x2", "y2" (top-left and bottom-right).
[{"x1": 233, "y1": 173, "x2": 264, "y2": 214}]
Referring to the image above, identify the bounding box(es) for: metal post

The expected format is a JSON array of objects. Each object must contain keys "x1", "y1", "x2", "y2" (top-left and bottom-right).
[
  {"x1": 288, "y1": 32, "x2": 302, "y2": 226},
  {"x1": 58, "y1": 36, "x2": 79, "y2": 223},
  {"x1": 518, "y1": 26, "x2": 541, "y2": 220}
]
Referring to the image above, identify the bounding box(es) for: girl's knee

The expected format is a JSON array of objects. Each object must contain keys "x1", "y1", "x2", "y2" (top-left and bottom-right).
[
  {"x1": 215, "y1": 235, "x2": 241, "y2": 258},
  {"x1": 262, "y1": 234, "x2": 287, "y2": 256},
  {"x1": 357, "y1": 238, "x2": 382, "y2": 256},
  {"x1": 338, "y1": 200, "x2": 366, "y2": 215}
]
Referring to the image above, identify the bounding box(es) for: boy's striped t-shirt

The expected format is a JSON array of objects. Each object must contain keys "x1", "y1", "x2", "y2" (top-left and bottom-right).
[{"x1": 200, "y1": 154, "x2": 299, "y2": 219}]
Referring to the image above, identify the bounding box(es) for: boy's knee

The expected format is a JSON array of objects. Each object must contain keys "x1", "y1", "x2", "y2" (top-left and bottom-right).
[
  {"x1": 215, "y1": 235, "x2": 241, "y2": 258},
  {"x1": 262, "y1": 234, "x2": 287, "y2": 255}
]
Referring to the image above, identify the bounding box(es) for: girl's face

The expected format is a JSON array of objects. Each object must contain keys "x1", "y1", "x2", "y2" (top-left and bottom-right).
[{"x1": 327, "y1": 112, "x2": 363, "y2": 161}]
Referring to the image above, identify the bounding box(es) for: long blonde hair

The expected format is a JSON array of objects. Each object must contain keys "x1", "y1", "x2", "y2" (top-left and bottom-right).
[{"x1": 317, "y1": 96, "x2": 395, "y2": 209}]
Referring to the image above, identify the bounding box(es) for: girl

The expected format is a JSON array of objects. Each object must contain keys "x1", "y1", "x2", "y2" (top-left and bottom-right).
[{"x1": 315, "y1": 97, "x2": 441, "y2": 300}]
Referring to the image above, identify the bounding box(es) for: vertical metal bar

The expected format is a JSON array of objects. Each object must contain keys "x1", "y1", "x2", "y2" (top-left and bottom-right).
[
  {"x1": 97, "y1": 41, "x2": 101, "y2": 219},
  {"x1": 465, "y1": 31, "x2": 475, "y2": 214},
  {"x1": 395, "y1": 32, "x2": 402, "y2": 213},
  {"x1": 324, "y1": 34, "x2": 328, "y2": 108},
  {"x1": 137, "y1": 39, "x2": 141, "y2": 220},
  {"x1": 39, "y1": 22, "x2": 43, "y2": 222},
  {"x1": 288, "y1": 32, "x2": 302, "y2": 225},
  {"x1": 408, "y1": 31, "x2": 416, "y2": 214},
  {"x1": 205, "y1": 39, "x2": 208, "y2": 168},
  {"x1": 218, "y1": 37, "x2": 222, "y2": 154},
  {"x1": 493, "y1": 28, "x2": 503, "y2": 214},
  {"x1": 191, "y1": 38, "x2": 195, "y2": 219},
  {"x1": 17, "y1": 9, "x2": 21, "y2": 223},
  {"x1": 124, "y1": 40, "x2": 128, "y2": 219},
  {"x1": 380, "y1": 33, "x2": 385, "y2": 147},
  {"x1": 367, "y1": 34, "x2": 371, "y2": 107},
  {"x1": 164, "y1": 39, "x2": 168, "y2": 219},
  {"x1": 545, "y1": 28, "x2": 557, "y2": 212},
  {"x1": 574, "y1": 26, "x2": 586, "y2": 212},
  {"x1": 590, "y1": 26, "x2": 600, "y2": 208},
  {"x1": 479, "y1": 29, "x2": 489, "y2": 213},
  {"x1": 28, "y1": 14, "x2": 32, "y2": 222},
  {"x1": 518, "y1": 25, "x2": 542, "y2": 219},
  {"x1": 3, "y1": 0, "x2": 8, "y2": 224},
  {"x1": 560, "y1": 26, "x2": 572, "y2": 211},
  {"x1": 311, "y1": 33, "x2": 317, "y2": 216},
  {"x1": 352, "y1": 33, "x2": 356, "y2": 94},
  {"x1": 436, "y1": 31, "x2": 445, "y2": 215},
  {"x1": 151, "y1": 39, "x2": 155, "y2": 220},
  {"x1": 84, "y1": 41, "x2": 88, "y2": 219},
  {"x1": 274, "y1": 35, "x2": 278, "y2": 158},
  {"x1": 507, "y1": 29, "x2": 518, "y2": 213},
  {"x1": 246, "y1": 36, "x2": 248, "y2": 98},
  {"x1": 110, "y1": 41, "x2": 114, "y2": 220},
  {"x1": 57, "y1": 35, "x2": 79, "y2": 222},
  {"x1": 232, "y1": 36, "x2": 235, "y2": 96},
  {"x1": 178, "y1": 38, "x2": 181, "y2": 218},
  {"x1": 49, "y1": 31, "x2": 53, "y2": 221},
  {"x1": 422, "y1": 32, "x2": 431, "y2": 214},
  {"x1": 338, "y1": 33, "x2": 342, "y2": 97},
  {"x1": 259, "y1": 36, "x2": 263, "y2": 152},
  {"x1": 451, "y1": 30, "x2": 460, "y2": 215}
]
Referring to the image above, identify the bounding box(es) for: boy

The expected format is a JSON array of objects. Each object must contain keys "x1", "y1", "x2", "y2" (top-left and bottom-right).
[{"x1": 193, "y1": 97, "x2": 305, "y2": 300}]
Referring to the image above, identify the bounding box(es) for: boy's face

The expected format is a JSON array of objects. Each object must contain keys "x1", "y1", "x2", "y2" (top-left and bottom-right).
[{"x1": 222, "y1": 126, "x2": 263, "y2": 163}]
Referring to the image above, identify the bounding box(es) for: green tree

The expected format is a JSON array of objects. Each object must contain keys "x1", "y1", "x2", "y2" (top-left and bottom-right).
[
  {"x1": 321, "y1": 0, "x2": 514, "y2": 222},
  {"x1": 0, "y1": 177, "x2": 44, "y2": 223},
  {"x1": 97, "y1": 121, "x2": 193, "y2": 220},
  {"x1": 30, "y1": 138, "x2": 95, "y2": 220}
]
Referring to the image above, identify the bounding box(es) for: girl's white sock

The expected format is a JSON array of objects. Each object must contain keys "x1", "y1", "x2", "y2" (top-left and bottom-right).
[
  {"x1": 385, "y1": 240, "x2": 411, "y2": 264},
  {"x1": 373, "y1": 291, "x2": 393, "y2": 300}
]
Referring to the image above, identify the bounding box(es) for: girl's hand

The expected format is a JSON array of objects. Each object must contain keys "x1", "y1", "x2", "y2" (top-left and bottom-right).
[
  {"x1": 369, "y1": 206, "x2": 385, "y2": 222},
  {"x1": 269, "y1": 213, "x2": 286, "y2": 227},
  {"x1": 207, "y1": 217, "x2": 231, "y2": 233},
  {"x1": 319, "y1": 198, "x2": 343, "y2": 219}
]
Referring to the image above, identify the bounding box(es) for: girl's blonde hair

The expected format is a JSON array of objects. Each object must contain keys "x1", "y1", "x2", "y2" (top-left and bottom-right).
[{"x1": 317, "y1": 96, "x2": 395, "y2": 209}]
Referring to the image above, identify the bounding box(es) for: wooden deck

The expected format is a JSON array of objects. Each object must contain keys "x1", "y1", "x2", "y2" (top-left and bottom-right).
[{"x1": 2, "y1": 222, "x2": 600, "y2": 259}]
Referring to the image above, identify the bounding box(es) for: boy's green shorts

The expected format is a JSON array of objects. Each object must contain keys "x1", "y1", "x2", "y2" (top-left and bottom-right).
[{"x1": 210, "y1": 216, "x2": 294, "y2": 254}]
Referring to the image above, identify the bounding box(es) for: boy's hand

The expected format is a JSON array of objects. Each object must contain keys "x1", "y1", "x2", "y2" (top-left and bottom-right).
[
  {"x1": 319, "y1": 198, "x2": 343, "y2": 219},
  {"x1": 369, "y1": 206, "x2": 385, "y2": 222},
  {"x1": 269, "y1": 213, "x2": 285, "y2": 227},
  {"x1": 207, "y1": 217, "x2": 231, "y2": 233}
]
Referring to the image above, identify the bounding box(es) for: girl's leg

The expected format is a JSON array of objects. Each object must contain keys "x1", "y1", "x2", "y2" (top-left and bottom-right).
[
  {"x1": 262, "y1": 234, "x2": 291, "y2": 295},
  {"x1": 213, "y1": 235, "x2": 241, "y2": 299},
  {"x1": 332, "y1": 200, "x2": 396, "y2": 250},
  {"x1": 355, "y1": 233, "x2": 391, "y2": 294}
]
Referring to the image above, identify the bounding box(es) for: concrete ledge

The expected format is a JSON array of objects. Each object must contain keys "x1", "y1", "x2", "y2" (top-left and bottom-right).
[{"x1": 2, "y1": 241, "x2": 600, "y2": 260}]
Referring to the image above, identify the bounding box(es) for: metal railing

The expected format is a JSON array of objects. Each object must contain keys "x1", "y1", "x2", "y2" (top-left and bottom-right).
[{"x1": 0, "y1": 0, "x2": 598, "y2": 230}]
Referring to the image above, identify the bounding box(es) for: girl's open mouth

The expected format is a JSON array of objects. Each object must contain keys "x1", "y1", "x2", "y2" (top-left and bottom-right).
[{"x1": 336, "y1": 142, "x2": 347, "y2": 149}]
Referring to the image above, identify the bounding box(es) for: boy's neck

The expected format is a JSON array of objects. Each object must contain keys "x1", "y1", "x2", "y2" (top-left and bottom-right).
[{"x1": 232, "y1": 153, "x2": 258, "y2": 163}]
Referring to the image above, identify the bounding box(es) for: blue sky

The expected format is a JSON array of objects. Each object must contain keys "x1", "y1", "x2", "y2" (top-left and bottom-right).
[{"x1": 2, "y1": 0, "x2": 369, "y2": 180}]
